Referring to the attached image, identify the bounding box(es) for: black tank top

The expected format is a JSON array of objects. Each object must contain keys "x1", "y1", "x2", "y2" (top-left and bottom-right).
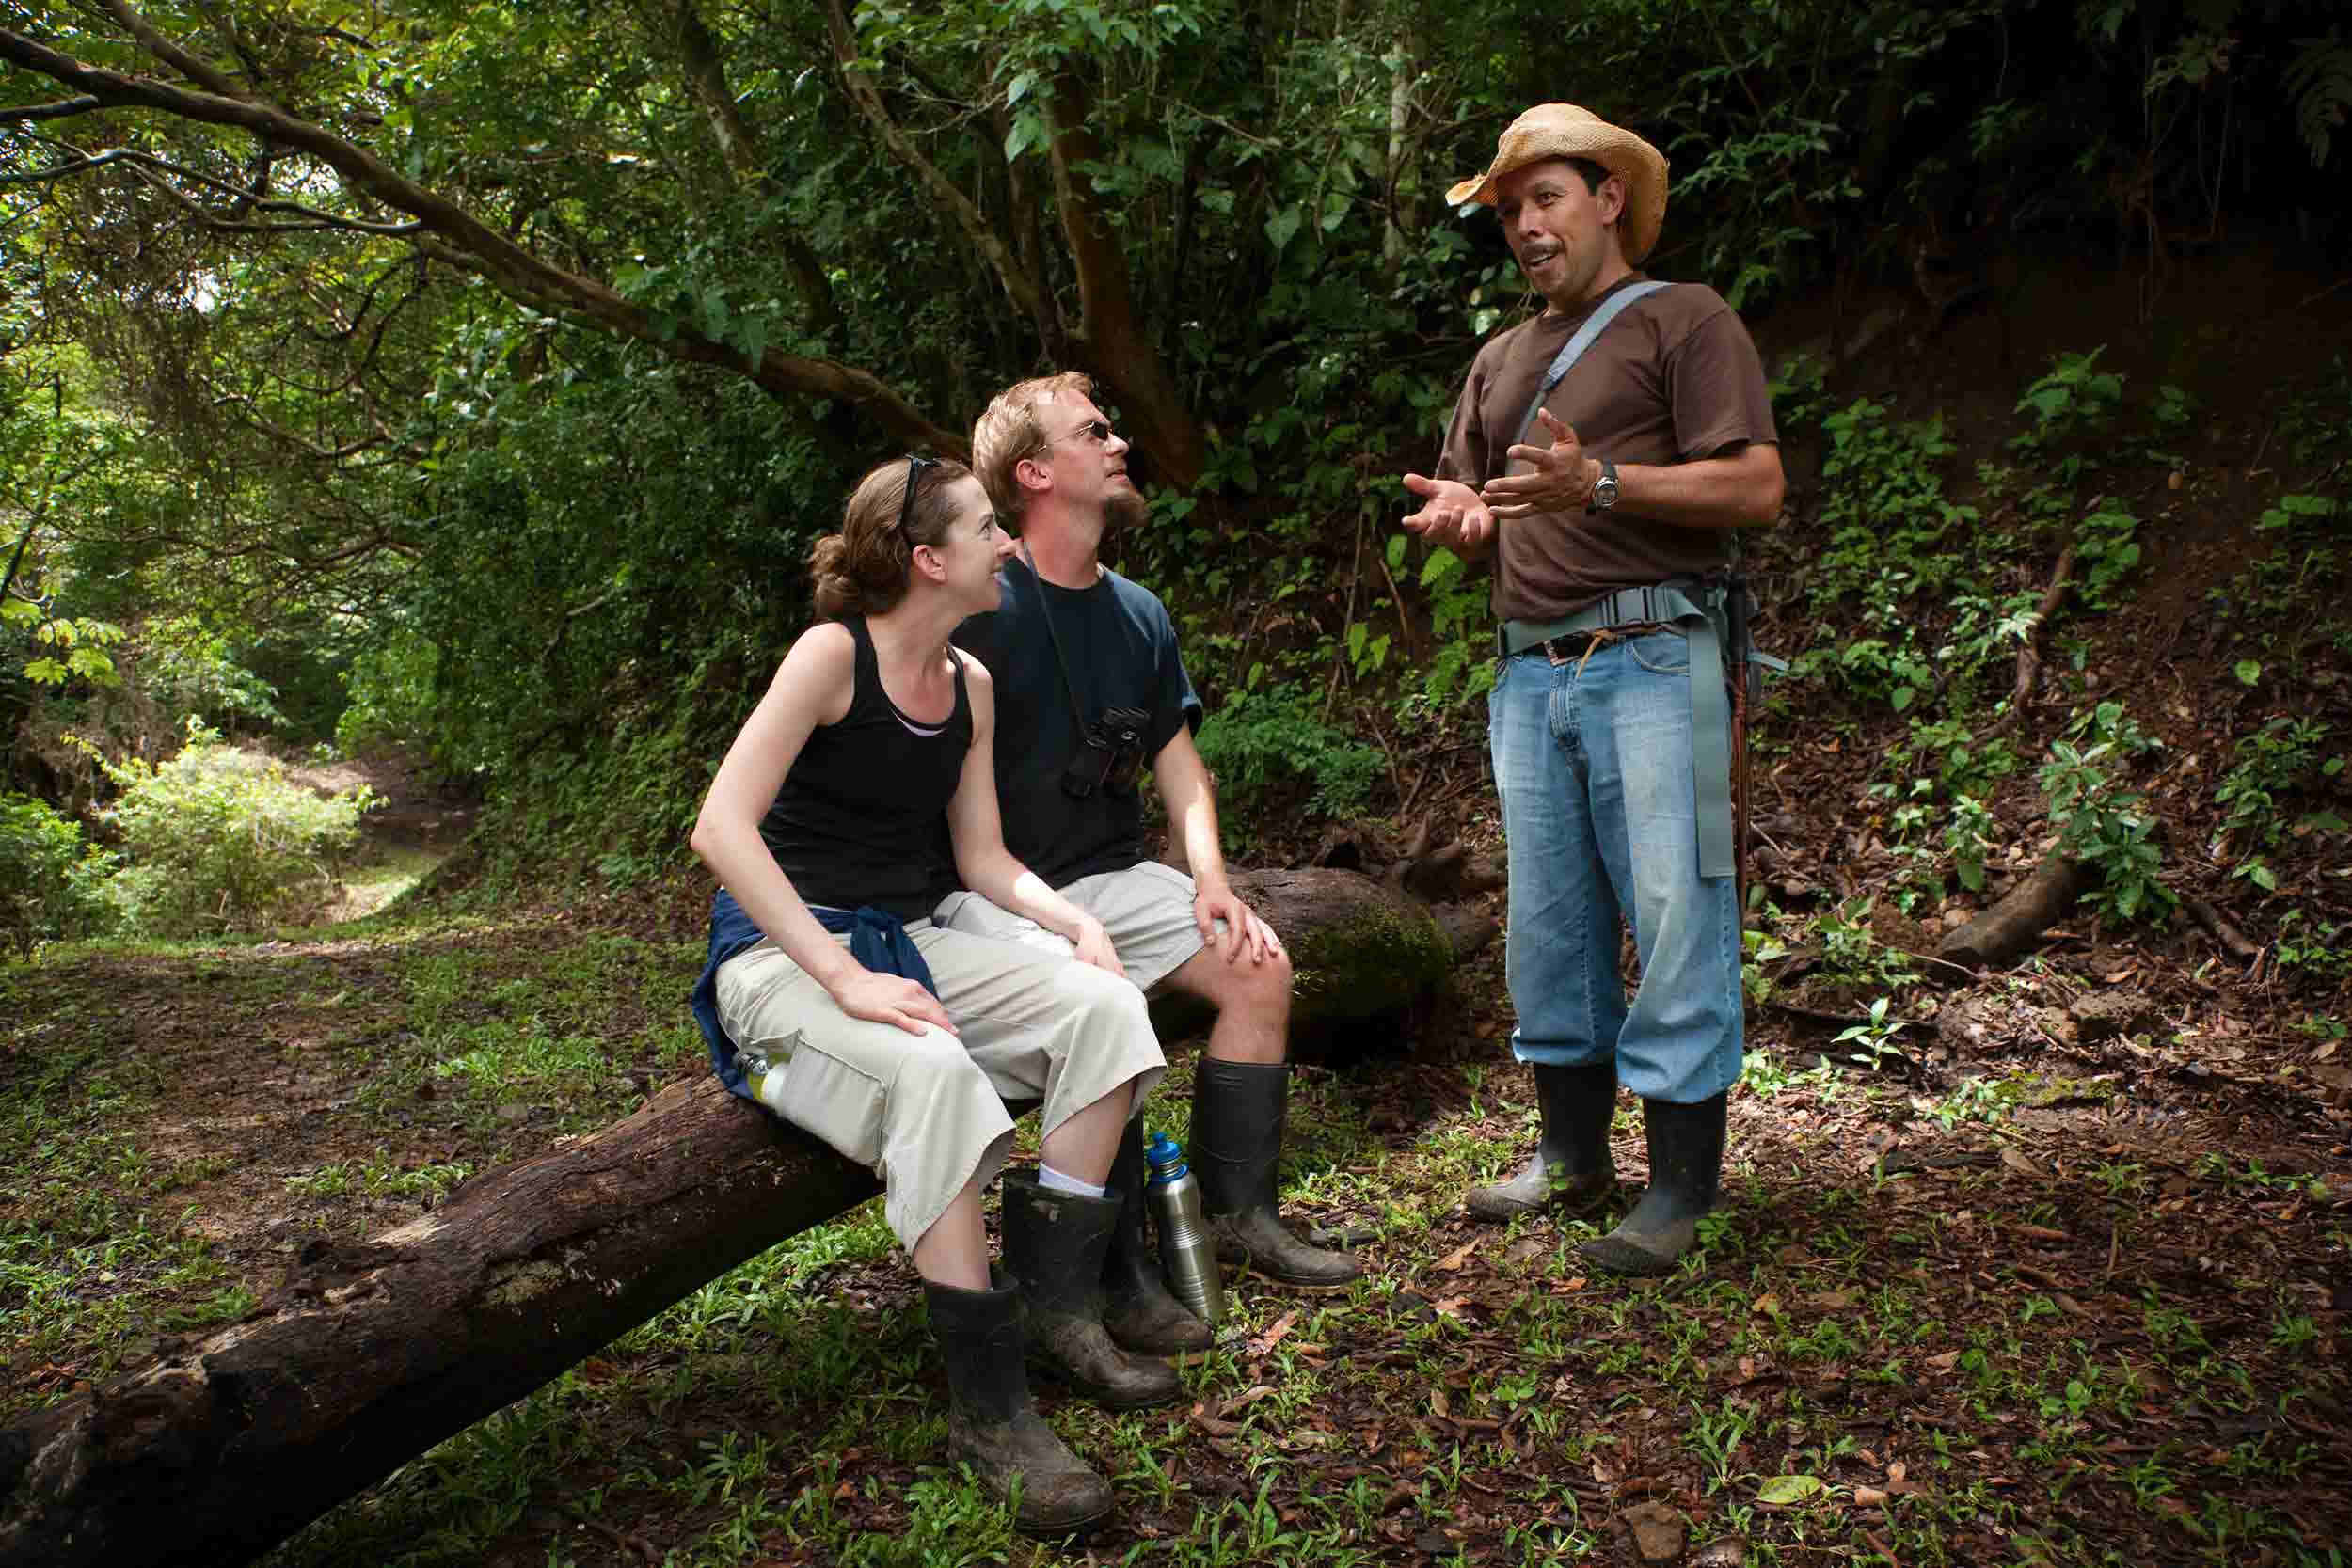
[{"x1": 757, "y1": 616, "x2": 969, "y2": 921}]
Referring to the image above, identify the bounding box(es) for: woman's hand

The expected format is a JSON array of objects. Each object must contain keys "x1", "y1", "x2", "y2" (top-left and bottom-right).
[
  {"x1": 828, "y1": 968, "x2": 959, "y2": 1037},
  {"x1": 1070, "y1": 915, "x2": 1128, "y2": 981}
]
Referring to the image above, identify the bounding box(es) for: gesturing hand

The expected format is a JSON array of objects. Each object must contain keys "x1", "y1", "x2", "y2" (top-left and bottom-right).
[
  {"x1": 829, "y1": 969, "x2": 958, "y2": 1037},
  {"x1": 1399, "y1": 473, "x2": 1495, "y2": 553},
  {"x1": 1195, "y1": 882, "x2": 1283, "y2": 965},
  {"x1": 1480, "y1": 409, "x2": 1600, "y2": 521},
  {"x1": 1070, "y1": 916, "x2": 1128, "y2": 981}
]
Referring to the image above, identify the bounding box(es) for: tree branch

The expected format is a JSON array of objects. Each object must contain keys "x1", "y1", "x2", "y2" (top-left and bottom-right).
[
  {"x1": 0, "y1": 25, "x2": 965, "y2": 454},
  {"x1": 657, "y1": 0, "x2": 841, "y2": 338},
  {"x1": 0, "y1": 97, "x2": 103, "y2": 123},
  {"x1": 1043, "y1": 69, "x2": 1204, "y2": 486},
  {"x1": 2, "y1": 145, "x2": 429, "y2": 236},
  {"x1": 98, "y1": 0, "x2": 254, "y2": 102},
  {"x1": 821, "y1": 0, "x2": 1054, "y2": 332}
]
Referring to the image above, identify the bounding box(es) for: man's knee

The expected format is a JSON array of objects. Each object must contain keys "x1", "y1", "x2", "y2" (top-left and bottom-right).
[{"x1": 1175, "y1": 942, "x2": 1293, "y2": 1015}]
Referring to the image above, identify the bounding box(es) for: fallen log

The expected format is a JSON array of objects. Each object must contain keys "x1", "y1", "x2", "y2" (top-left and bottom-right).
[
  {"x1": 1935, "y1": 850, "x2": 2095, "y2": 972},
  {"x1": 0, "y1": 866, "x2": 1492, "y2": 1568}
]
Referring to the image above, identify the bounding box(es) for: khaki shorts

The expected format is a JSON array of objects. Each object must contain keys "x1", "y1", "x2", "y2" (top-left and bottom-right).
[
  {"x1": 713, "y1": 920, "x2": 1164, "y2": 1253},
  {"x1": 933, "y1": 862, "x2": 1209, "y2": 993}
]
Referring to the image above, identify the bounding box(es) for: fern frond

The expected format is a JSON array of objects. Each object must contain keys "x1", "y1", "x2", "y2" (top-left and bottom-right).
[{"x1": 2282, "y1": 33, "x2": 2352, "y2": 167}]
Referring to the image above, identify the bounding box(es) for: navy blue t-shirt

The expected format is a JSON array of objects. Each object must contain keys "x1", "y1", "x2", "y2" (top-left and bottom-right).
[{"x1": 954, "y1": 557, "x2": 1202, "y2": 888}]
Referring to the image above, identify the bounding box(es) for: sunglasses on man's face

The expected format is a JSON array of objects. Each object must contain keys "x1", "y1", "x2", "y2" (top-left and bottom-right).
[{"x1": 1060, "y1": 419, "x2": 1114, "y2": 446}]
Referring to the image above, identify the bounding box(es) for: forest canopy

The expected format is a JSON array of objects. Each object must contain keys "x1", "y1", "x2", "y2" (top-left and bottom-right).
[{"x1": 3, "y1": 0, "x2": 2347, "y2": 865}]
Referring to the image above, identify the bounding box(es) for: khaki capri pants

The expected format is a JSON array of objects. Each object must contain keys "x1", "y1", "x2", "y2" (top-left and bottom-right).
[
  {"x1": 934, "y1": 862, "x2": 1210, "y2": 992},
  {"x1": 713, "y1": 920, "x2": 1165, "y2": 1252}
]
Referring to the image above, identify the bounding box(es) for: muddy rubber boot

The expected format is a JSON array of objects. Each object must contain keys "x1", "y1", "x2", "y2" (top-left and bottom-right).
[
  {"x1": 924, "y1": 1279, "x2": 1113, "y2": 1537},
  {"x1": 1101, "y1": 1120, "x2": 1214, "y2": 1354},
  {"x1": 999, "y1": 1172, "x2": 1182, "y2": 1409},
  {"x1": 1466, "y1": 1060, "x2": 1619, "y2": 1221},
  {"x1": 1578, "y1": 1092, "x2": 1728, "y2": 1275},
  {"x1": 1190, "y1": 1059, "x2": 1362, "y2": 1289}
]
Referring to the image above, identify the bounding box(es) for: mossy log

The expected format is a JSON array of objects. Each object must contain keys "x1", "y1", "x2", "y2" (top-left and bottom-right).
[{"x1": 0, "y1": 867, "x2": 1492, "y2": 1568}]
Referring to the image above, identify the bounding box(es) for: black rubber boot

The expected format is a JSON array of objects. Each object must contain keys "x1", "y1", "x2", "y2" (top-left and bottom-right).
[
  {"x1": 999, "y1": 1172, "x2": 1182, "y2": 1409},
  {"x1": 1466, "y1": 1061, "x2": 1619, "y2": 1221},
  {"x1": 1578, "y1": 1092, "x2": 1728, "y2": 1275},
  {"x1": 1101, "y1": 1120, "x2": 1214, "y2": 1354},
  {"x1": 1190, "y1": 1059, "x2": 1362, "y2": 1289},
  {"x1": 924, "y1": 1279, "x2": 1113, "y2": 1537}
]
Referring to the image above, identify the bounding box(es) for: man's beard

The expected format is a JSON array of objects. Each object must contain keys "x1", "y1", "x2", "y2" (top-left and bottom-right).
[{"x1": 1104, "y1": 484, "x2": 1149, "y2": 532}]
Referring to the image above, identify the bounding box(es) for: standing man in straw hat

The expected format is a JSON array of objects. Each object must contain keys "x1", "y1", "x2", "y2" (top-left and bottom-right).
[{"x1": 1401, "y1": 104, "x2": 1783, "y2": 1275}]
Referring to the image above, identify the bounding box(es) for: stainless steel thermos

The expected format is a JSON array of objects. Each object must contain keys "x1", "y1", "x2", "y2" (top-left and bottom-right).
[{"x1": 1144, "y1": 1131, "x2": 1225, "y2": 1323}]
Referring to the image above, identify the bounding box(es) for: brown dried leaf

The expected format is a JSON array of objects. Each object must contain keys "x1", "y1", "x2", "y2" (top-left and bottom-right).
[
  {"x1": 1436, "y1": 1238, "x2": 1479, "y2": 1273},
  {"x1": 1218, "y1": 1385, "x2": 1278, "y2": 1418},
  {"x1": 1248, "y1": 1310, "x2": 1298, "y2": 1355}
]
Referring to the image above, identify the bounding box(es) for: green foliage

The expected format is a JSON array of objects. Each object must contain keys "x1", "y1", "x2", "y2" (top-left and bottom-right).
[
  {"x1": 1810, "y1": 897, "x2": 1922, "y2": 992},
  {"x1": 2012, "y1": 347, "x2": 2125, "y2": 487},
  {"x1": 2281, "y1": 31, "x2": 2352, "y2": 166},
  {"x1": 1812, "y1": 399, "x2": 1979, "y2": 610},
  {"x1": 2040, "y1": 703, "x2": 2171, "y2": 922},
  {"x1": 2213, "y1": 718, "x2": 2344, "y2": 889},
  {"x1": 1194, "y1": 683, "x2": 1384, "y2": 835},
  {"x1": 82, "y1": 722, "x2": 378, "y2": 935},
  {"x1": 2074, "y1": 505, "x2": 2142, "y2": 609},
  {"x1": 335, "y1": 627, "x2": 440, "y2": 759},
  {"x1": 0, "y1": 793, "x2": 115, "y2": 957},
  {"x1": 1833, "y1": 996, "x2": 1907, "y2": 1070},
  {"x1": 2273, "y1": 908, "x2": 2348, "y2": 979}
]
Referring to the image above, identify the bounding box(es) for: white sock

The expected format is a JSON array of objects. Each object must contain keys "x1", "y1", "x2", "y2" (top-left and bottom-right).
[{"x1": 1037, "y1": 1163, "x2": 1107, "y2": 1199}]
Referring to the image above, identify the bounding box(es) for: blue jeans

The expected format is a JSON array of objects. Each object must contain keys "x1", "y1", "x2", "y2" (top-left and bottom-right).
[{"x1": 1486, "y1": 631, "x2": 1742, "y2": 1103}]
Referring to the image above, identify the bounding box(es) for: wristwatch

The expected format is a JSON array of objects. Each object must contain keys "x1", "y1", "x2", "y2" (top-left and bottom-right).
[{"x1": 1586, "y1": 458, "x2": 1620, "y2": 514}]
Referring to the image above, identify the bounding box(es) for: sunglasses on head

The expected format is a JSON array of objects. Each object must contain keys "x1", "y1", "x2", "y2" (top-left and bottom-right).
[{"x1": 897, "y1": 453, "x2": 939, "y2": 545}]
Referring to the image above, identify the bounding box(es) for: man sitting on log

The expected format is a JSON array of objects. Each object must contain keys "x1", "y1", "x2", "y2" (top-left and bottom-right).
[
  {"x1": 936, "y1": 372, "x2": 1363, "y2": 1308},
  {"x1": 1401, "y1": 104, "x2": 1784, "y2": 1275}
]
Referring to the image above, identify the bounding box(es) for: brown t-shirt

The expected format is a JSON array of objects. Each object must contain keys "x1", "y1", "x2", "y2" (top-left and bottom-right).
[{"x1": 1437, "y1": 276, "x2": 1777, "y2": 622}]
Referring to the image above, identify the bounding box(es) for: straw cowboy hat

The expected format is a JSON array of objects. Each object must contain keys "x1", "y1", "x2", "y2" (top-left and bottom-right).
[{"x1": 1446, "y1": 103, "x2": 1670, "y2": 265}]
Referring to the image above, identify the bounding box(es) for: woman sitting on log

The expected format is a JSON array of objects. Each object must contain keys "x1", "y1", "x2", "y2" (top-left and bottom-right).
[{"x1": 688, "y1": 454, "x2": 1173, "y2": 1537}]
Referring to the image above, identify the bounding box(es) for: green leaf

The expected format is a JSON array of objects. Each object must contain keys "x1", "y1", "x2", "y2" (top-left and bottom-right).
[
  {"x1": 23, "y1": 657, "x2": 69, "y2": 686},
  {"x1": 1004, "y1": 110, "x2": 1047, "y2": 163},
  {"x1": 1264, "y1": 205, "x2": 1303, "y2": 253},
  {"x1": 1385, "y1": 534, "x2": 1407, "y2": 570},
  {"x1": 733, "y1": 313, "x2": 769, "y2": 367},
  {"x1": 0, "y1": 598, "x2": 36, "y2": 627},
  {"x1": 65, "y1": 646, "x2": 118, "y2": 681},
  {"x1": 2234, "y1": 660, "x2": 2262, "y2": 687},
  {"x1": 1420, "y1": 547, "x2": 1463, "y2": 589},
  {"x1": 1758, "y1": 1474, "x2": 1825, "y2": 1506},
  {"x1": 1005, "y1": 69, "x2": 1037, "y2": 107},
  {"x1": 1890, "y1": 686, "x2": 1915, "y2": 712}
]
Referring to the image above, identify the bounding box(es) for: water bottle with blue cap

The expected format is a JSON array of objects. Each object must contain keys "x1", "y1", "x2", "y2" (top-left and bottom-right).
[{"x1": 1144, "y1": 1131, "x2": 1224, "y2": 1323}]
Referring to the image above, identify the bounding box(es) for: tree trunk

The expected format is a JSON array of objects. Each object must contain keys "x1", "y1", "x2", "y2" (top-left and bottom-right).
[
  {"x1": 0, "y1": 869, "x2": 1491, "y2": 1568},
  {"x1": 1934, "y1": 850, "x2": 2094, "y2": 972}
]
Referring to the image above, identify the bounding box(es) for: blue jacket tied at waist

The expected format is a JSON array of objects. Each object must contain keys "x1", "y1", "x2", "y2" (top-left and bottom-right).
[{"x1": 691, "y1": 888, "x2": 940, "y2": 1100}]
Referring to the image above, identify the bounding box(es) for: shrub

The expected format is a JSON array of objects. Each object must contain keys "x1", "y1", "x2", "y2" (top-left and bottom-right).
[
  {"x1": 86, "y1": 721, "x2": 378, "y2": 935},
  {"x1": 1195, "y1": 684, "x2": 1384, "y2": 838},
  {"x1": 0, "y1": 792, "x2": 115, "y2": 957}
]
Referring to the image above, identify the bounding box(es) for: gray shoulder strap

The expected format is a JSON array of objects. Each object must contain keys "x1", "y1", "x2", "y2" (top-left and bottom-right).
[{"x1": 1513, "y1": 279, "x2": 1674, "y2": 446}]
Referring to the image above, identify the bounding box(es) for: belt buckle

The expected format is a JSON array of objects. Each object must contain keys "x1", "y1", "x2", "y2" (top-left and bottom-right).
[{"x1": 1542, "y1": 634, "x2": 1589, "y2": 666}]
